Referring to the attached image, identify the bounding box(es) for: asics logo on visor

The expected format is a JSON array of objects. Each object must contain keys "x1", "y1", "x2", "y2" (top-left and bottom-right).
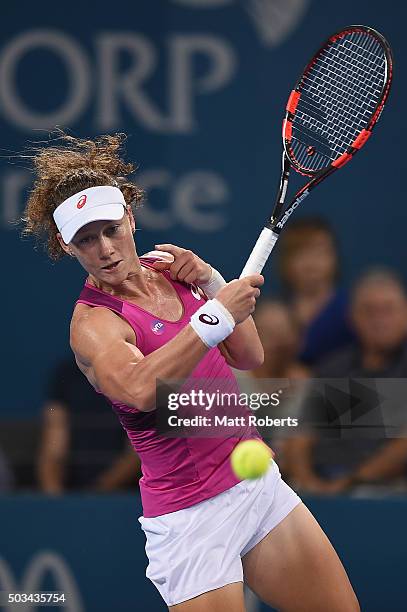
[
  {"x1": 76, "y1": 195, "x2": 87, "y2": 209},
  {"x1": 198, "y1": 314, "x2": 219, "y2": 325}
]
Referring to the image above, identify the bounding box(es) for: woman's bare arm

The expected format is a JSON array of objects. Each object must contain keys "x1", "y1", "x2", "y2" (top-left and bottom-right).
[{"x1": 72, "y1": 275, "x2": 263, "y2": 412}]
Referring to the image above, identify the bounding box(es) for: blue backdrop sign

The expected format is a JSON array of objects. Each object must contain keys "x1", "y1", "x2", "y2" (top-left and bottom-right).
[
  {"x1": 0, "y1": 0, "x2": 403, "y2": 416},
  {"x1": 0, "y1": 494, "x2": 406, "y2": 611}
]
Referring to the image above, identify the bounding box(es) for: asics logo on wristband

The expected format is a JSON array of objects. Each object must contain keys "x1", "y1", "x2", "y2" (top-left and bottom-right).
[
  {"x1": 190, "y1": 299, "x2": 234, "y2": 347},
  {"x1": 198, "y1": 313, "x2": 219, "y2": 325}
]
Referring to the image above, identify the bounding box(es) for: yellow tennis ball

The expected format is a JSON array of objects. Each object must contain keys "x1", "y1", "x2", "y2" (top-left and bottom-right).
[{"x1": 231, "y1": 440, "x2": 273, "y2": 480}]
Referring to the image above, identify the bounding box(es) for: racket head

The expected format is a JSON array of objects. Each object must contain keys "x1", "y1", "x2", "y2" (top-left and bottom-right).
[{"x1": 283, "y1": 25, "x2": 393, "y2": 177}]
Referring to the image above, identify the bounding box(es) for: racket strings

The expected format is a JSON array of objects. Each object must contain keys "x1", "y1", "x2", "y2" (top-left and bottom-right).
[
  {"x1": 297, "y1": 50, "x2": 383, "y2": 161},
  {"x1": 290, "y1": 31, "x2": 387, "y2": 172},
  {"x1": 303, "y1": 34, "x2": 384, "y2": 134},
  {"x1": 293, "y1": 34, "x2": 384, "y2": 167}
]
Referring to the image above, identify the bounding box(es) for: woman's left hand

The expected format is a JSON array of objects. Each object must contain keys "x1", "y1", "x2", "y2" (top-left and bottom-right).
[{"x1": 145, "y1": 244, "x2": 212, "y2": 285}]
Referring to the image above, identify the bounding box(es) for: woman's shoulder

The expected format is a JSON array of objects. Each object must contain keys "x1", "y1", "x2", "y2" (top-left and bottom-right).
[
  {"x1": 72, "y1": 300, "x2": 119, "y2": 327},
  {"x1": 71, "y1": 302, "x2": 136, "y2": 353}
]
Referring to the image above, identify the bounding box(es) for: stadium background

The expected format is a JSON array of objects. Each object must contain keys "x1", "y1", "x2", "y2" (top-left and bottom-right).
[{"x1": 0, "y1": 0, "x2": 405, "y2": 610}]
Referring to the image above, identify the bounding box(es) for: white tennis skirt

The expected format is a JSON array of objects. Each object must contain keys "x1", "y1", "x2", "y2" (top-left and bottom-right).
[{"x1": 138, "y1": 460, "x2": 301, "y2": 607}]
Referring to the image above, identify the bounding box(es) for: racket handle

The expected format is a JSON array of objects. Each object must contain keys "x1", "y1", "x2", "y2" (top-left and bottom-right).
[{"x1": 240, "y1": 227, "x2": 279, "y2": 277}]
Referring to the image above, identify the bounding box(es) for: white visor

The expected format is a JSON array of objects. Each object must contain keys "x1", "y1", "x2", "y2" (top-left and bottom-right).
[{"x1": 53, "y1": 185, "x2": 126, "y2": 244}]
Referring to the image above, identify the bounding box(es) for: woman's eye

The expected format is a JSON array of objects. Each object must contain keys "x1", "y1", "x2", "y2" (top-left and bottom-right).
[{"x1": 80, "y1": 236, "x2": 93, "y2": 245}]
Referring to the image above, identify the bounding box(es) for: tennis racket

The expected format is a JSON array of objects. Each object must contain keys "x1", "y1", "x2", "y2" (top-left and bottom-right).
[{"x1": 240, "y1": 25, "x2": 393, "y2": 278}]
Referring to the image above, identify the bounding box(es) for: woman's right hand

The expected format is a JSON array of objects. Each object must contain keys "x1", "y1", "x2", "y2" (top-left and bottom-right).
[{"x1": 216, "y1": 275, "x2": 264, "y2": 324}]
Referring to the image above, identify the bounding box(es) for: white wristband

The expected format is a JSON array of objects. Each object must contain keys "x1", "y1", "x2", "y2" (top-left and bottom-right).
[
  {"x1": 199, "y1": 267, "x2": 227, "y2": 299},
  {"x1": 190, "y1": 298, "x2": 235, "y2": 348}
]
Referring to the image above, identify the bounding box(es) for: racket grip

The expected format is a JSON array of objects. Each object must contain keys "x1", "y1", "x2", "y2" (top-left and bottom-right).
[{"x1": 240, "y1": 227, "x2": 279, "y2": 278}]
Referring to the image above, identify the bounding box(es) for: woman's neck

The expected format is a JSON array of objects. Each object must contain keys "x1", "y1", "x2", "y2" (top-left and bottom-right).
[
  {"x1": 295, "y1": 280, "x2": 334, "y2": 300},
  {"x1": 293, "y1": 283, "x2": 335, "y2": 327},
  {"x1": 88, "y1": 261, "x2": 157, "y2": 300},
  {"x1": 361, "y1": 347, "x2": 395, "y2": 372}
]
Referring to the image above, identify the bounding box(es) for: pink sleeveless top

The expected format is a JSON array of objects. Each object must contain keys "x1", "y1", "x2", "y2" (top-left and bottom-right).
[{"x1": 76, "y1": 257, "x2": 260, "y2": 517}]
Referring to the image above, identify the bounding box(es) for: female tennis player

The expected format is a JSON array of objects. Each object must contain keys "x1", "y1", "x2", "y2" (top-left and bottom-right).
[{"x1": 22, "y1": 133, "x2": 359, "y2": 611}]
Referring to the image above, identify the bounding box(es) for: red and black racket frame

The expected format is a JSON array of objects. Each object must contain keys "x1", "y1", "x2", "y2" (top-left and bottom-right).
[{"x1": 266, "y1": 25, "x2": 393, "y2": 235}]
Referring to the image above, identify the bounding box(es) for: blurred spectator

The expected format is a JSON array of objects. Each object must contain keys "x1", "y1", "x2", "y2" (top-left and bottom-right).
[
  {"x1": 0, "y1": 447, "x2": 14, "y2": 492},
  {"x1": 251, "y1": 300, "x2": 309, "y2": 380},
  {"x1": 278, "y1": 217, "x2": 354, "y2": 365},
  {"x1": 237, "y1": 300, "x2": 310, "y2": 474},
  {"x1": 38, "y1": 357, "x2": 141, "y2": 493},
  {"x1": 285, "y1": 269, "x2": 407, "y2": 494}
]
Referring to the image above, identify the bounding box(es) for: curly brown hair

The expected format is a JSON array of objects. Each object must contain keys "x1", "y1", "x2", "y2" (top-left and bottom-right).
[{"x1": 21, "y1": 132, "x2": 144, "y2": 260}]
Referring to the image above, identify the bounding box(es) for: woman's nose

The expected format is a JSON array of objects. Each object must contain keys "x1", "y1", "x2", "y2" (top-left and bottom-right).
[{"x1": 99, "y1": 236, "x2": 114, "y2": 257}]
